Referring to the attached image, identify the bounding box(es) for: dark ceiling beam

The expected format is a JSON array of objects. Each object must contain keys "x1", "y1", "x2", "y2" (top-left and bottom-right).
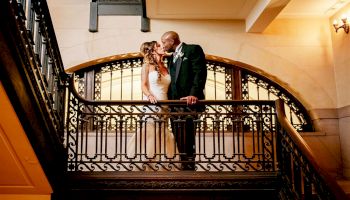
[{"x1": 89, "y1": 0, "x2": 150, "y2": 32}]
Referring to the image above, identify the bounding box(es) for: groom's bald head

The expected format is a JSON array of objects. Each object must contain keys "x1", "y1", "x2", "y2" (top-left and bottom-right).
[
  {"x1": 162, "y1": 31, "x2": 180, "y2": 43},
  {"x1": 161, "y1": 31, "x2": 181, "y2": 52}
]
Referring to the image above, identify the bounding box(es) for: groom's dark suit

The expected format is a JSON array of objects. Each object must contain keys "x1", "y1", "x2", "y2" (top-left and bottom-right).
[
  {"x1": 168, "y1": 43, "x2": 206, "y2": 103},
  {"x1": 168, "y1": 43, "x2": 207, "y2": 170}
]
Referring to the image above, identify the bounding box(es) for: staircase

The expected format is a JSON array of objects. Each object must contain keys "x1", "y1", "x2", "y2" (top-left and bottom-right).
[
  {"x1": 337, "y1": 180, "x2": 350, "y2": 198},
  {"x1": 55, "y1": 172, "x2": 279, "y2": 200}
]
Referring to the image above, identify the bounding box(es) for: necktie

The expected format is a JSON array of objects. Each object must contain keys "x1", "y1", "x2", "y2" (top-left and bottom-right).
[{"x1": 173, "y1": 51, "x2": 178, "y2": 63}]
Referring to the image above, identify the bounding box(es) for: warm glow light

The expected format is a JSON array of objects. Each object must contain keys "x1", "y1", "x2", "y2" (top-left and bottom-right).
[
  {"x1": 333, "y1": 19, "x2": 338, "y2": 25},
  {"x1": 341, "y1": 14, "x2": 347, "y2": 20}
]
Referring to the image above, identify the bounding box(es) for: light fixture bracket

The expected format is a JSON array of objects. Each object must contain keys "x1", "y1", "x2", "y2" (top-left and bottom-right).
[{"x1": 333, "y1": 15, "x2": 349, "y2": 34}]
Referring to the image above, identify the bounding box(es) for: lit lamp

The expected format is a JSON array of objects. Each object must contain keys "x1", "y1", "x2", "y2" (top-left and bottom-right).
[{"x1": 333, "y1": 14, "x2": 349, "y2": 34}]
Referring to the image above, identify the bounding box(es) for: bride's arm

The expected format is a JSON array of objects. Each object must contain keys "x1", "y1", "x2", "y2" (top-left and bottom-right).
[{"x1": 141, "y1": 64, "x2": 157, "y2": 103}]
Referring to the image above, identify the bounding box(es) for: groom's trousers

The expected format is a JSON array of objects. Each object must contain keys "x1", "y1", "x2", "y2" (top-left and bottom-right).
[{"x1": 170, "y1": 107, "x2": 198, "y2": 170}]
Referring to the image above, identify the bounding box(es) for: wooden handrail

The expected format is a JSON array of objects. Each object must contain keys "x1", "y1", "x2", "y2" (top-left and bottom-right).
[
  {"x1": 65, "y1": 52, "x2": 142, "y2": 73},
  {"x1": 68, "y1": 75, "x2": 274, "y2": 106},
  {"x1": 65, "y1": 53, "x2": 278, "y2": 83},
  {"x1": 275, "y1": 99, "x2": 349, "y2": 200}
]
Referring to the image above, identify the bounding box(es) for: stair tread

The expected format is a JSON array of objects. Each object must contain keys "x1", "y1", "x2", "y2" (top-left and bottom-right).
[
  {"x1": 67, "y1": 171, "x2": 278, "y2": 181},
  {"x1": 337, "y1": 180, "x2": 350, "y2": 194}
]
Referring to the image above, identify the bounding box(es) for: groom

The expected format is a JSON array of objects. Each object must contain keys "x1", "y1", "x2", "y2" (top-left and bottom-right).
[{"x1": 161, "y1": 31, "x2": 207, "y2": 170}]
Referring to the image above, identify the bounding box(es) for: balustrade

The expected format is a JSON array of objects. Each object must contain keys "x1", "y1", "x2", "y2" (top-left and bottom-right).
[
  {"x1": 276, "y1": 100, "x2": 349, "y2": 200},
  {"x1": 14, "y1": 0, "x2": 66, "y2": 138},
  {"x1": 66, "y1": 89, "x2": 277, "y2": 172}
]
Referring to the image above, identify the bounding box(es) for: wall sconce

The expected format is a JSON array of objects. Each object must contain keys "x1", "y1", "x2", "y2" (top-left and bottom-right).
[{"x1": 333, "y1": 14, "x2": 349, "y2": 34}]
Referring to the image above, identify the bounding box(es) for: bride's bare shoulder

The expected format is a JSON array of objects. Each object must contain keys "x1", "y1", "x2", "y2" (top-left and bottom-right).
[{"x1": 142, "y1": 63, "x2": 156, "y2": 71}]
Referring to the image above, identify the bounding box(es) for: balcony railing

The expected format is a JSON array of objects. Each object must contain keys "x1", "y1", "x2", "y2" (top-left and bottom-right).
[{"x1": 66, "y1": 78, "x2": 277, "y2": 172}]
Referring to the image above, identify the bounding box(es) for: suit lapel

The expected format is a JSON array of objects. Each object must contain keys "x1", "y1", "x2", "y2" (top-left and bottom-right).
[{"x1": 174, "y1": 57, "x2": 182, "y2": 83}]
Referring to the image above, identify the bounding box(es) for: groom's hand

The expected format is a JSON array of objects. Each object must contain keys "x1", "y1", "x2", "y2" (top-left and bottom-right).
[{"x1": 180, "y1": 96, "x2": 198, "y2": 105}]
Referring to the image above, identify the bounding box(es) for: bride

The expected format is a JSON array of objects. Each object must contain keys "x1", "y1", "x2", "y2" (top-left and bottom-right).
[{"x1": 126, "y1": 41, "x2": 179, "y2": 171}]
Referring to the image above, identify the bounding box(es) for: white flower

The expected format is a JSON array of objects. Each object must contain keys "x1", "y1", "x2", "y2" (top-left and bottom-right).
[
  {"x1": 177, "y1": 52, "x2": 184, "y2": 59},
  {"x1": 173, "y1": 51, "x2": 185, "y2": 62}
]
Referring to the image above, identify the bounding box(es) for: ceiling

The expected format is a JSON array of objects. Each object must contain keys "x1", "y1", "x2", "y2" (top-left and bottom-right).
[
  {"x1": 146, "y1": 0, "x2": 350, "y2": 32},
  {"x1": 278, "y1": 0, "x2": 350, "y2": 18}
]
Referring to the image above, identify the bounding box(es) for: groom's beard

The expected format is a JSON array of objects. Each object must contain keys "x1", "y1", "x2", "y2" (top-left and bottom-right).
[
  {"x1": 164, "y1": 47, "x2": 175, "y2": 56},
  {"x1": 168, "y1": 46, "x2": 176, "y2": 53}
]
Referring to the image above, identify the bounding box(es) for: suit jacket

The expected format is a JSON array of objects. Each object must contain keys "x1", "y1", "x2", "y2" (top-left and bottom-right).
[{"x1": 168, "y1": 43, "x2": 207, "y2": 102}]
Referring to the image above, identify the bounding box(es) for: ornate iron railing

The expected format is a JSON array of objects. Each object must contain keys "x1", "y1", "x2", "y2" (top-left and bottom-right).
[
  {"x1": 276, "y1": 100, "x2": 349, "y2": 200},
  {"x1": 66, "y1": 78, "x2": 277, "y2": 172},
  {"x1": 1, "y1": 0, "x2": 67, "y2": 189},
  {"x1": 13, "y1": 0, "x2": 67, "y2": 139},
  {"x1": 69, "y1": 54, "x2": 313, "y2": 132},
  {"x1": 241, "y1": 70, "x2": 312, "y2": 131}
]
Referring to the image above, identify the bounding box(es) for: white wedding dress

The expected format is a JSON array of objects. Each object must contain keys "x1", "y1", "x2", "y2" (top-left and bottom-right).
[{"x1": 126, "y1": 70, "x2": 179, "y2": 171}]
